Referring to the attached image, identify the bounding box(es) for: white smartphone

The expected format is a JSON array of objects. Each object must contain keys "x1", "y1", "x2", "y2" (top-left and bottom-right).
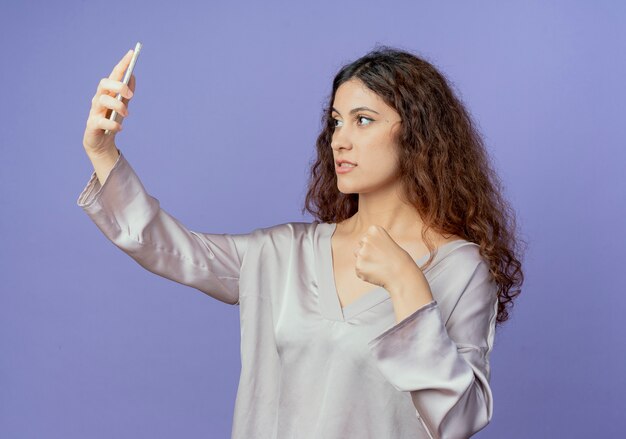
[{"x1": 104, "y1": 41, "x2": 142, "y2": 135}]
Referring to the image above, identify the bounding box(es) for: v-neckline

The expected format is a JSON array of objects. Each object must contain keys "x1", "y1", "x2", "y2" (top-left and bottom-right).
[{"x1": 315, "y1": 221, "x2": 470, "y2": 322}]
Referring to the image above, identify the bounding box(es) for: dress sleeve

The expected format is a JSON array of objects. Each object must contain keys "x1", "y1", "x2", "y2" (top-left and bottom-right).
[
  {"x1": 367, "y1": 260, "x2": 498, "y2": 439},
  {"x1": 76, "y1": 149, "x2": 249, "y2": 305}
]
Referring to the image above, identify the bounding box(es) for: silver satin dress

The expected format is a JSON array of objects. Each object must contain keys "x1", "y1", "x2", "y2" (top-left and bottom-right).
[{"x1": 77, "y1": 150, "x2": 499, "y2": 439}]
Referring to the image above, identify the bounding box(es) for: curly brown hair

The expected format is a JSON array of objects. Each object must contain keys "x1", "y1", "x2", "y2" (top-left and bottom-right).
[{"x1": 302, "y1": 45, "x2": 526, "y2": 326}]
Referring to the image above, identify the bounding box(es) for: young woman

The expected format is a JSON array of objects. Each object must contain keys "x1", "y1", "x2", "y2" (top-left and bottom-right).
[{"x1": 78, "y1": 46, "x2": 524, "y2": 439}]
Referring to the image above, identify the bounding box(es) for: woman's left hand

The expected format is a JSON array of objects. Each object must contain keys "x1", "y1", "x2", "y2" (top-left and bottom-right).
[{"x1": 353, "y1": 225, "x2": 424, "y2": 293}]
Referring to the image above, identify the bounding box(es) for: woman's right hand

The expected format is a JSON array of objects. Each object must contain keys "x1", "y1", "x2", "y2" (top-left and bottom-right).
[{"x1": 83, "y1": 50, "x2": 137, "y2": 157}]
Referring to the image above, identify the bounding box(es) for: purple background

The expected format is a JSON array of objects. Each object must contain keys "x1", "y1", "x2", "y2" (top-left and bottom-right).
[{"x1": 1, "y1": 1, "x2": 625, "y2": 438}]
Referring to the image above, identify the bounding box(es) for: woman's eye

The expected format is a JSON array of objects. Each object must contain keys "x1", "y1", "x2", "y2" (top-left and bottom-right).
[
  {"x1": 357, "y1": 115, "x2": 373, "y2": 126},
  {"x1": 332, "y1": 115, "x2": 373, "y2": 128}
]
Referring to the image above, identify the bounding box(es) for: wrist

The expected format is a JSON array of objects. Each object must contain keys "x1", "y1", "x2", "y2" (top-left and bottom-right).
[
  {"x1": 85, "y1": 144, "x2": 120, "y2": 160},
  {"x1": 385, "y1": 261, "x2": 429, "y2": 297}
]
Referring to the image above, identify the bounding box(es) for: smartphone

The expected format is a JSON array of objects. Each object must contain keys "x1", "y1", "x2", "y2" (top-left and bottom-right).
[{"x1": 104, "y1": 41, "x2": 142, "y2": 135}]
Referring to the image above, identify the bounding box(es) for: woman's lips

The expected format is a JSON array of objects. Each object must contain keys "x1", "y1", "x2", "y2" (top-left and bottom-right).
[{"x1": 336, "y1": 163, "x2": 357, "y2": 174}]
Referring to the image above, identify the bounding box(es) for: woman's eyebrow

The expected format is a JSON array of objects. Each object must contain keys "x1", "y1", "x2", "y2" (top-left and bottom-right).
[{"x1": 331, "y1": 106, "x2": 380, "y2": 115}]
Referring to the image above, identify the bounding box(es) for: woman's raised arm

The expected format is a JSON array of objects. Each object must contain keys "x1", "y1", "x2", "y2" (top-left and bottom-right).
[
  {"x1": 77, "y1": 151, "x2": 249, "y2": 305},
  {"x1": 77, "y1": 50, "x2": 248, "y2": 305}
]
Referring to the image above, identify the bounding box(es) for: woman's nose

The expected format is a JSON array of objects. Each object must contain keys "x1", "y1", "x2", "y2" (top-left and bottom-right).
[{"x1": 331, "y1": 129, "x2": 352, "y2": 151}]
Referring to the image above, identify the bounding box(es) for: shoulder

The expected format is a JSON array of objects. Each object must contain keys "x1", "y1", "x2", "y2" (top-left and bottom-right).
[
  {"x1": 252, "y1": 221, "x2": 320, "y2": 238},
  {"x1": 441, "y1": 242, "x2": 497, "y2": 301},
  {"x1": 428, "y1": 240, "x2": 485, "y2": 272},
  {"x1": 427, "y1": 240, "x2": 492, "y2": 290},
  {"x1": 445, "y1": 241, "x2": 486, "y2": 268},
  {"x1": 428, "y1": 241, "x2": 497, "y2": 324},
  {"x1": 247, "y1": 221, "x2": 324, "y2": 250}
]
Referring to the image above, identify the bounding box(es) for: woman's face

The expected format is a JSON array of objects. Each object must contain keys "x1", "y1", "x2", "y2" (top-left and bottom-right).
[{"x1": 330, "y1": 79, "x2": 403, "y2": 195}]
